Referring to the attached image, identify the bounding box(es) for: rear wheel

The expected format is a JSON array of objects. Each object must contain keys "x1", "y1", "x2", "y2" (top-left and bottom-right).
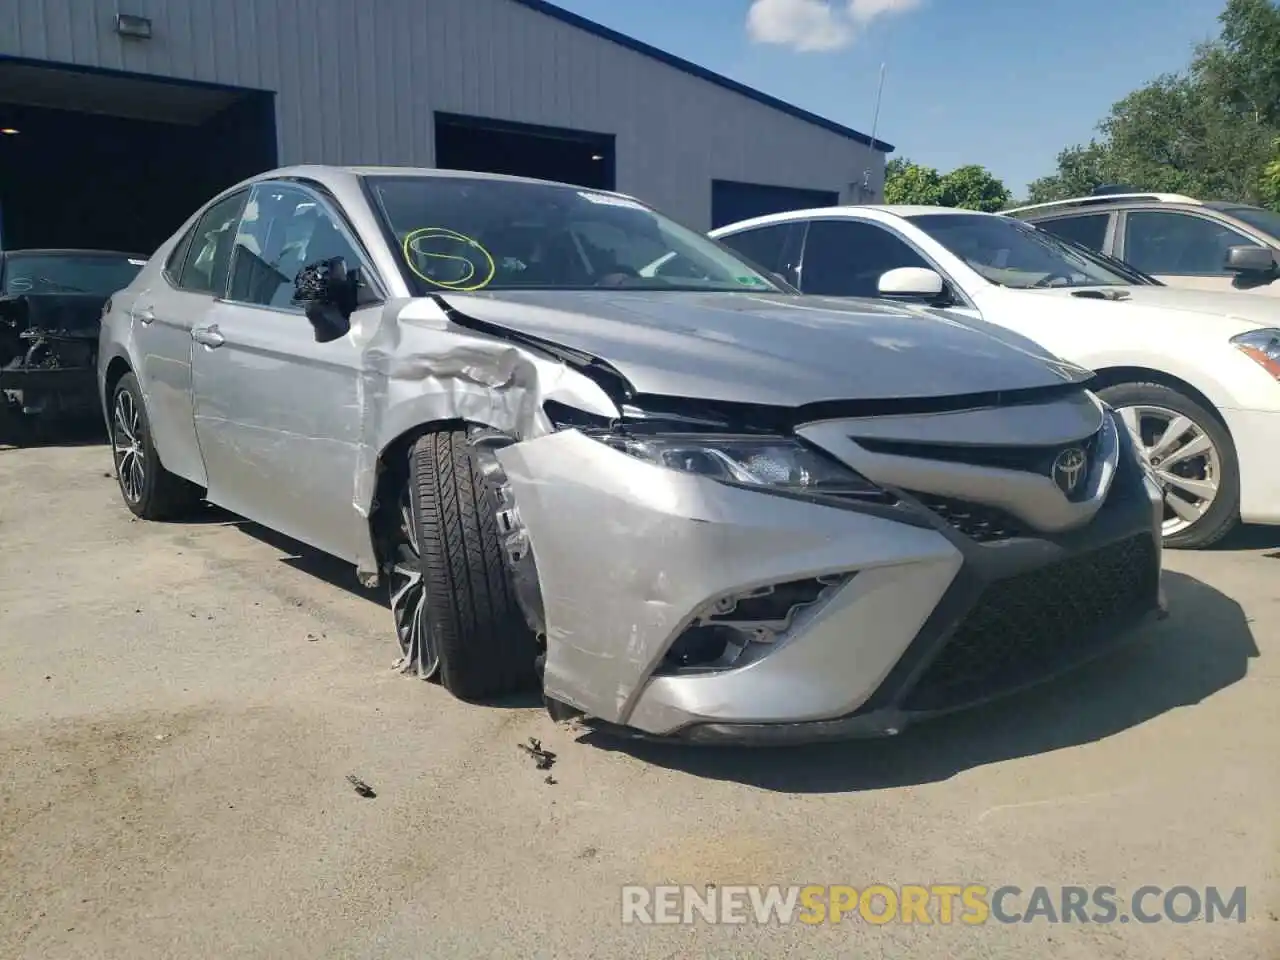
[
  {"x1": 1097, "y1": 381, "x2": 1240, "y2": 549},
  {"x1": 109, "y1": 372, "x2": 202, "y2": 520},
  {"x1": 387, "y1": 427, "x2": 538, "y2": 700}
]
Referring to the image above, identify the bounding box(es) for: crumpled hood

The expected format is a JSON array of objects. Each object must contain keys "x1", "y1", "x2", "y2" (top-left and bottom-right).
[
  {"x1": 436, "y1": 289, "x2": 1091, "y2": 407},
  {"x1": 1021, "y1": 284, "x2": 1280, "y2": 330}
]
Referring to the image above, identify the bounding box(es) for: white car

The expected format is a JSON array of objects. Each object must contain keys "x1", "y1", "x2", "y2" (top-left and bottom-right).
[{"x1": 711, "y1": 205, "x2": 1280, "y2": 548}]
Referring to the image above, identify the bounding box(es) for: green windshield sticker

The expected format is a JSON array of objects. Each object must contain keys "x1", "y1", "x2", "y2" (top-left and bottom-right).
[{"x1": 737, "y1": 276, "x2": 768, "y2": 285}]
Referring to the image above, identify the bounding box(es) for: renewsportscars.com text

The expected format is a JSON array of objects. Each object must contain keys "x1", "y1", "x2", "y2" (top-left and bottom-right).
[{"x1": 620, "y1": 884, "x2": 1248, "y2": 926}]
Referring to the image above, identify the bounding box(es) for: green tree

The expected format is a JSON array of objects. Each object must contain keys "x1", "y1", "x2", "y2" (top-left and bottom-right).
[
  {"x1": 882, "y1": 159, "x2": 944, "y2": 205},
  {"x1": 1259, "y1": 138, "x2": 1280, "y2": 208},
  {"x1": 1026, "y1": 142, "x2": 1112, "y2": 203},
  {"x1": 938, "y1": 164, "x2": 1012, "y2": 212},
  {"x1": 1197, "y1": 0, "x2": 1280, "y2": 126},
  {"x1": 883, "y1": 158, "x2": 1010, "y2": 211},
  {"x1": 1027, "y1": 0, "x2": 1280, "y2": 206}
]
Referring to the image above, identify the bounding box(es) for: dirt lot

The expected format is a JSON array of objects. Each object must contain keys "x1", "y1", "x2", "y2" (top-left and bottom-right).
[{"x1": 1, "y1": 439, "x2": 1277, "y2": 959}]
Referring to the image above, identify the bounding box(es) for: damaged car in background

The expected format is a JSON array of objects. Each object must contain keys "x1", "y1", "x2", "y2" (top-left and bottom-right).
[
  {"x1": 98, "y1": 165, "x2": 1167, "y2": 743},
  {"x1": 1, "y1": 248, "x2": 145, "y2": 441}
]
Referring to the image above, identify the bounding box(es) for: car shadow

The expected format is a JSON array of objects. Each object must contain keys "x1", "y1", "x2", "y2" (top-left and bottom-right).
[
  {"x1": 227, "y1": 518, "x2": 386, "y2": 603},
  {"x1": 577, "y1": 571, "x2": 1259, "y2": 792},
  {"x1": 0, "y1": 418, "x2": 107, "y2": 449},
  {"x1": 1204, "y1": 523, "x2": 1280, "y2": 553},
  {"x1": 226, "y1": 515, "x2": 545, "y2": 708}
]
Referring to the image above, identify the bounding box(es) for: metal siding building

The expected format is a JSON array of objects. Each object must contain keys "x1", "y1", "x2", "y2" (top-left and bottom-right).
[{"x1": 1, "y1": 0, "x2": 890, "y2": 236}]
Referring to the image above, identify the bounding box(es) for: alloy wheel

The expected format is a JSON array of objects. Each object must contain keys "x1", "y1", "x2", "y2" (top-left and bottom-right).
[
  {"x1": 112, "y1": 389, "x2": 146, "y2": 504},
  {"x1": 388, "y1": 482, "x2": 439, "y2": 679},
  {"x1": 1117, "y1": 404, "x2": 1221, "y2": 537}
]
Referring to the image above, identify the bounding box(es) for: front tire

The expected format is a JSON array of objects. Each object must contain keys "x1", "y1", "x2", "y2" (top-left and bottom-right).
[
  {"x1": 109, "y1": 372, "x2": 201, "y2": 520},
  {"x1": 388, "y1": 428, "x2": 538, "y2": 701},
  {"x1": 1097, "y1": 381, "x2": 1240, "y2": 549}
]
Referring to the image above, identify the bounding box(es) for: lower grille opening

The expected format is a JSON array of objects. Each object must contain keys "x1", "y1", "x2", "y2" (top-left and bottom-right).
[
  {"x1": 901, "y1": 534, "x2": 1158, "y2": 712},
  {"x1": 659, "y1": 575, "x2": 848, "y2": 673},
  {"x1": 909, "y1": 492, "x2": 1025, "y2": 542}
]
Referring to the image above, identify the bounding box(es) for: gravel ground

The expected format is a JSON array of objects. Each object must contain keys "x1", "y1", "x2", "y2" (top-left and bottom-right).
[{"x1": 1, "y1": 439, "x2": 1277, "y2": 959}]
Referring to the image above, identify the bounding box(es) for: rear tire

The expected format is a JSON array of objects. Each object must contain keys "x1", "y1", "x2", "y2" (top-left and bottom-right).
[
  {"x1": 401, "y1": 427, "x2": 539, "y2": 701},
  {"x1": 109, "y1": 372, "x2": 202, "y2": 520},
  {"x1": 1097, "y1": 381, "x2": 1240, "y2": 549}
]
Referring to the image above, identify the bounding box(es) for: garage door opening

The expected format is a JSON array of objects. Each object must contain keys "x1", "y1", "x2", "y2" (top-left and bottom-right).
[
  {"x1": 434, "y1": 112, "x2": 615, "y2": 191},
  {"x1": 711, "y1": 179, "x2": 840, "y2": 229},
  {"x1": 0, "y1": 58, "x2": 276, "y2": 255}
]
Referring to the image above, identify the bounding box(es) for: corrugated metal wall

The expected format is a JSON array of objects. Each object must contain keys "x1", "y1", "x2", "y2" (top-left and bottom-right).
[{"x1": 0, "y1": 0, "x2": 884, "y2": 228}]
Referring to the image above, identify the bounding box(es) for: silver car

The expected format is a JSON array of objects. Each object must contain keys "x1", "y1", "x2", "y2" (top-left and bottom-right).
[{"x1": 99, "y1": 165, "x2": 1166, "y2": 743}]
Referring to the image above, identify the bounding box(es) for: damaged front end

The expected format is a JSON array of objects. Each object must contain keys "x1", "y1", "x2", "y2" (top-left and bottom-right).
[
  {"x1": 490, "y1": 418, "x2": 959, "y2": 737},
  {"x1": 376, "y1": 295, "x2": 1160, "y2": 744},
  {"x1": 0, "y1": 293, "x2": 106, "y2": 434}
]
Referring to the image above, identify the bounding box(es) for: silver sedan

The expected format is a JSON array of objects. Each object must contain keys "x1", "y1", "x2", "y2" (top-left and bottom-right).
[{"x1": 98, "y1": 165, "x2": 1166, "y2": 743}]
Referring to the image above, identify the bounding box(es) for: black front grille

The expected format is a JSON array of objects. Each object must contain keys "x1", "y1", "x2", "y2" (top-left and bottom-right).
[
  {"x1": 910, "y1": 492, "x2": 1025, "y2": 543},
  {"x1": 902, "y1": 534, "x2": 1158, "y2": 712},
  {"x1": 854, "y1": 432, "x2": 1100, "y2": 479}
]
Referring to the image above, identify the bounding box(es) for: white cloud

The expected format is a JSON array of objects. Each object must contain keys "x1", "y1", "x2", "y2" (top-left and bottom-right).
[
  {"x1": 746, "y1": 0, "x2": 921, "y2": 52},
  {"x1": 746, "y1": 0, "x2": 852, "y2": 52}
]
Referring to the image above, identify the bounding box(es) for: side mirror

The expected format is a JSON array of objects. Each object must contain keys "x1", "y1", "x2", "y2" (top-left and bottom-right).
[
  {"x1": 294, "y1": 256, "x2": 359, "y2": 343},
  {"x1": 878, "y1": 266, "x2": 946, "y2": 301},
  {"x1": 1224, "y1": 245, "x2": 1276, "y2": 275}
]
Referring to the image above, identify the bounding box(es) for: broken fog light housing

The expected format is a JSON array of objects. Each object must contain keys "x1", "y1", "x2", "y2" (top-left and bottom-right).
[
  {"x1": 596, "y1": 433, "x2": 883, "y2": 497},
  {"x1": 661, "y1": 575, "x2": 852, "y2": 673}
]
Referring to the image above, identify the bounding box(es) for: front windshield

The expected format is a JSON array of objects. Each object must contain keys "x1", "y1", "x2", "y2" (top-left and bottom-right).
[
  {"x1": 905, "y1": 213, "x2": 1132, "y2": 289},
  {"x1": 1218, "y1": 204, "x2": 1280, "y2": 240},
  {"x1": 363, "y1": 175, "x2": 783, "y2": 294},
  {"x1": 1, "y1": 252, "x2": 144, "y2": 296}
]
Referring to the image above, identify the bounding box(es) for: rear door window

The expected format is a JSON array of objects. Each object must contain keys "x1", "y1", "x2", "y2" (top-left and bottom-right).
[
  {"x1": 1035, "y1": 213, "x2": 1110, "y2": 252},
  {"x1": 717, "y1": 223, "x2": 791, "y2": 274},
  {"x1": 164, "y1": 224, "x2": 199, "y2": 285},
  {"x1": 178, "y1": 190, "x2": 250, "y2": 296}
]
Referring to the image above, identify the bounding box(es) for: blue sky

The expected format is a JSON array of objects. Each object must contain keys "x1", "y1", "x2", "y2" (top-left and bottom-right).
[{"x1": 548, "y1": 0, "x2": 1227, "y2": 198}]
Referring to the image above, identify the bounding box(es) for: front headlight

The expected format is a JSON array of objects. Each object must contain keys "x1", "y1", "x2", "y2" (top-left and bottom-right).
[
  {"x1": 1231, "y1": 328, "x2": 1280, "y2": 379},
  {"x1": 593, "y1": 433, "x2": 884, "y2": 497}
]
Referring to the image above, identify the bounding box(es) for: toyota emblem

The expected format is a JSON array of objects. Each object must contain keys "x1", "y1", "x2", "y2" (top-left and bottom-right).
[{"x1": 1052, "y1": 447, "x2": 1088, "y2": 497}]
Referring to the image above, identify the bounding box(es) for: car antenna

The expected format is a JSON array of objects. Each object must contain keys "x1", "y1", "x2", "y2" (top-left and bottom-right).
[{"x1": 858, "y1": 62, "x2": 887, "y2": 202}]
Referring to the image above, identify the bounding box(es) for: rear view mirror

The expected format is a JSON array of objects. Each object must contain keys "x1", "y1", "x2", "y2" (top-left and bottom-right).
[
  {"x1": 1224, "y1": 245, "x2": 1276, "y2": 274},
  {"x1": 878, "y1": 266, "x2": 945, "y2": 300},
  {"x1": 294, "y1": 257, "x2": 359, "y2": 343}
]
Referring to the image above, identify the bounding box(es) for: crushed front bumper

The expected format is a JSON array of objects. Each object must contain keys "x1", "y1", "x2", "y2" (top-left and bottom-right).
[{"x1": 497, "y1": 419, "x2": 1165, "y2": 745}]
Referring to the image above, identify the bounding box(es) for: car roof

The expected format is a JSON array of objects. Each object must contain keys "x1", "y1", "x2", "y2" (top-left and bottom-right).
[
  {"x1": 1006, "y1": 193, "x2": 1202, "y2": 216},
  {"x1": 246, "y1": 163, "x2": 642, "y2": 199},
  {"x1": 2, "y1": 248, "x2": 147, "y2": 259},
  {"x1": 709, "y1": 204, "x2": 1006, "y2": 234}
]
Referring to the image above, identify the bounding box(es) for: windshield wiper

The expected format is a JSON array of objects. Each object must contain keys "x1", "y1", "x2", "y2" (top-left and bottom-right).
[
  {"x1": 35, "y1": 277, "x2": 90, "y2": 293},
  {"x1": 1071, "y1": 289, "x2": 1131, "y2": 301}
]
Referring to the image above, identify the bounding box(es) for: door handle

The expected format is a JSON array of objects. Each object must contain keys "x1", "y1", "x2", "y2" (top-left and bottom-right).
[
  {"x1": 136, "y1": 306, "x2": 155, "y2": 325},
  {"x1": 191, "y1": 324, "x2": 225, "y2": 348}
]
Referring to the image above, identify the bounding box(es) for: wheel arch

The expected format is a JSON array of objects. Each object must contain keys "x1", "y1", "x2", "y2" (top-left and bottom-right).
[
  {"x1": 1090, "y1": 365, "x2": 1232, "y2": 435},
  {"x1": 361, "y1": 416, "x2": 520, "y2": 587},
  {"x1": 103, "y1": 355, "x2": 133, "y2": 404}
]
